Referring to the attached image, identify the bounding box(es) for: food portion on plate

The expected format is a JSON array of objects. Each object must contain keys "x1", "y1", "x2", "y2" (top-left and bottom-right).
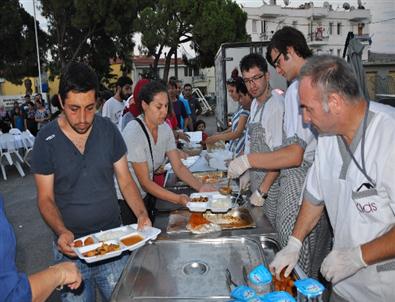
[
  {"x1": 82, "y1": 242, "x2": 120, "y2": 258},
  {"x1": 74, "y1": 236, "x2": 95, "y2": 247},
  {"x1": 72, "y1": 224, "x2": 161, "y2": 263},
  {"x1": 186, "y1": 213, "x2": 222, "y2": 234},
  {"x1": 187, "y1": 192, "x2": 233, "y2": 213},
  {"x1": 120, "y1": 234, "x2": 144, "y2": 246}
]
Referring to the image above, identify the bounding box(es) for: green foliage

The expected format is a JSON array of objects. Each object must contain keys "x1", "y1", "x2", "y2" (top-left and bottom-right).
[
  {"x1": 135, "y1": 0, "x2": 249, "y2": 79},
  {"x1": 0, "y1": 0, "x2": 49, "y2": 84},
  {"x1": 40, "y1": 0, "x2": 140, "y2": 84},
  {"x1": 193, "y1": 0, "x2": 250, "y2": 67}
]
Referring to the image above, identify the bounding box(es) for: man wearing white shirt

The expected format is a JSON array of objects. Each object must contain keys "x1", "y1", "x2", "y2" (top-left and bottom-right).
[
  {"x1": 228, "y1": 27, "x2": 331, "y2": 278},
  {"x1": 102, "y1": 76, "x2": 132, "y2": 125},
  {"x1": 270, "y1": 55, "x2": 395, "y2": 301}
]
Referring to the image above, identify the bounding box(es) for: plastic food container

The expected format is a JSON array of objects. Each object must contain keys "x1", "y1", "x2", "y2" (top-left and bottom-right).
[
  {"x1": 72, "y1": 224, "x2": 161, "y2": 263},
  {"x1": 187, "y1": 192, "x2": 233, "y2": 213},
  {"x1": 262, "y1": 291, "x2": 296, "y2": 302},
  {"x1": 294, "y1": 278, "x2": 325, "y2": 302},
  {"x1": 248, "y1": 264, "x2": 273, "y2": 297}
]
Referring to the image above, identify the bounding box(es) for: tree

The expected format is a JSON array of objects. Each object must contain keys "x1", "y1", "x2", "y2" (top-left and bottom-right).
[
  {"x1": 0, "y1": 0, "x2": 49, "y2": 84},
  {"x1": 135, "y1": 0, "x2": 249, "y2": 81},
  {"x1": 193, "y1": 0, "x2": 250, "y2": 67},
  {"x1": 40, "y1": 0, "x2": 141, "y2": 84}
]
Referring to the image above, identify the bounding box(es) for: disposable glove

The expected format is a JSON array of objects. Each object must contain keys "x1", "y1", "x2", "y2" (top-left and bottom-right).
[
  {"x1": 239, "y1": 172, "x2": 250, "y2": 191},
  {"x1": 228, "y1": 155, "x2": 251, "y2": 178},
  {"x1": 320, "y1": 246, "x2": 367, "y2": 284},
  {"x1": 250, "y1": 190, "x2": 266, "y2": 207},
  {"x1": 269, "y1": 236, "x2": 302, "y2": 279}
]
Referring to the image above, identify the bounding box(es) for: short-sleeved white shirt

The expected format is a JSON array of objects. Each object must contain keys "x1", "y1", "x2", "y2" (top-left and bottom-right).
[
  {"x1": 244, "y1": 90, "x2": 284, "y2": 154},
  {"x1": 304, "y1": 102, "x2": 395, "y2": 300},
  {"x1": 117, "y1": 116, "x2": 177, "y2": 199},
  {"x1": 102, "y1": 97, "x2": 125, "y2": 125},
  {"x1": 284, "y1": 80, "x2": 317, "y2": 163}
]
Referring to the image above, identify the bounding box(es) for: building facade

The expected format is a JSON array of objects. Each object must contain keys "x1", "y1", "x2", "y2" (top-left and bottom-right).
[{"x1": 242, "y1": 1, "x2": 371, "y2": 60}]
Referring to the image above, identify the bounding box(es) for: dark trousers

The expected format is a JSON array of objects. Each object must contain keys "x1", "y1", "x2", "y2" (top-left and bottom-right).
[{"x1": 118, "y1": 194, "x2": 157, "y2": 225}]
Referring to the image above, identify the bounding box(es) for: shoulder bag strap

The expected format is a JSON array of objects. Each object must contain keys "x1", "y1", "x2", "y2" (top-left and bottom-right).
[{"x1": 134, "y1": 118, "x2": 155, "y2": 176}]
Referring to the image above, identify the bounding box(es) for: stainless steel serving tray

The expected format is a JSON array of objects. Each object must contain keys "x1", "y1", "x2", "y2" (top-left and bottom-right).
[
  {"x1": 165, "y1": 171, "x2": 227, "y2": 189},
  {"x1": 166, "y1": 208, "x2": 256, "y2": 234},
  {"x1": 111, "y1": 236, "x2": 279, "y2": 301}
]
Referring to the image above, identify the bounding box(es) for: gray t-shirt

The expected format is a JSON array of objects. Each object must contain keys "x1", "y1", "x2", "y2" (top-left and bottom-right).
[
  {"x1": 31, "y1": 116, "x2": 127, "y2": 238},
  {"x1": 119, "y1": 116, "x2": 177, "y2": 198}
]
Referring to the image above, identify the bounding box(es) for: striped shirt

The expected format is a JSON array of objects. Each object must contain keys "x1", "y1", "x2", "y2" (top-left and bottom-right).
[{"x1": 229, "y1": 105, "x2": 250, "y2": 156}]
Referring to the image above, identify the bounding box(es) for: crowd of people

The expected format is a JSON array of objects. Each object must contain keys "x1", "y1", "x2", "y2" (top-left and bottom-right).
[
  {"x1": 1, "y1": 25, "x2": 395, "y2": 302},
  {"x1": 0, "y1": 94, "x2": 51, "y2": 135}
]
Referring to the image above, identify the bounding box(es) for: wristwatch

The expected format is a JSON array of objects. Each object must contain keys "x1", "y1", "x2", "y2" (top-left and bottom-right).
[{"x1": 257, "y1": 188, "x2": 268, "y2": 199}]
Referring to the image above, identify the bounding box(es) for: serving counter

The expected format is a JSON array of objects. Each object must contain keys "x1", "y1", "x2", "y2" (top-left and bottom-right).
[{"x1": 111, "y1": 153, "x2": 304, "y2": 301}]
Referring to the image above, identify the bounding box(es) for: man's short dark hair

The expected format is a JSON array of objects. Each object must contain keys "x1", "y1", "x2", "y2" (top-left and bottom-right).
[
  {"x1": 58, "y1": 62, "x2": 99, "y2": 102},
  {"x1": 116, "y1": 76, "x2": 133, "y2": 88},
  {"x1": 239, "y1": 53, "x2": 268, "y2": 74},
  {"x1": 184, "y1": 83, "x2": 192, "y2": 89},
  {"x1": 266, "y1": 26, "x2": 312, "y2": 66}
]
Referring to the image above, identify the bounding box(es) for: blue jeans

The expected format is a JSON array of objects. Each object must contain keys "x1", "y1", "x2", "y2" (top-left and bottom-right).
[{"x1": 53, "y1": 242, "x2": 129, "y2": 302}]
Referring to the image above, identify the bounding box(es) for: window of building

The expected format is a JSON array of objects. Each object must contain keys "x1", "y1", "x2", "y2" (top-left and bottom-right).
[
  {"x1": 337, "y1": 48, "x2": 341, "y2": 56},
  {"x1": 329, "y1": 49, "x2": 333, "y2": 55},
  {"x1": 292, "y1": 20, "x2": 297, "y2": 29},
  {"x1": 261, "y1": 20, "x2": 267, "y2": 35},
  {"x1": 329, "y1": 22, "x2": 333, "y2": 35},
  {"x1": 337, "y1": 22, "x2": 342, "y2": 35},
  {"x1": 194, "y1": 67, "x2": 199, "y2": 76},
  {"x1": 252, "y1": 19, "x2": 257, "y2": 33}
]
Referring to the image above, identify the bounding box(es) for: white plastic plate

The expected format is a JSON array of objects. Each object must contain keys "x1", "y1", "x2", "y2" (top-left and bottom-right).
[
  {"x1": 74, "y1": 240, "x2": 123, "y2": 263},
  {"x1": 187, "y1": 192, "x2": 233, "y2": 213},
  {"x1": 72, "y1": 224, "x2": 161, "y2": 263}
]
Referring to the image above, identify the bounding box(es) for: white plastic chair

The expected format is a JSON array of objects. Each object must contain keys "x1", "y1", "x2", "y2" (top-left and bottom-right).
[
  {"x1": 21, "y1": 131, "x2": 35, "y2": 167},
  {"x1": 9, "y1": 128, "x2": 22, "y2": 135},
  {"x1": 1, "y1": 133, "x2": 25, "y2": 178}
]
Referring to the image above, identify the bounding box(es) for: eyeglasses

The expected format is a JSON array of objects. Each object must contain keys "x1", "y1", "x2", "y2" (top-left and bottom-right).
[
  {"x1": 243, "y1": 73, "x2": 265, "y2": 86},
  {"x1": 272, "y1": 52, "x2": 282, "y2": 68}
]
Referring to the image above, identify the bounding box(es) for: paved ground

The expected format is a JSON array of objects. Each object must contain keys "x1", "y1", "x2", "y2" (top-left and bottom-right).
[{"x1": 1, "y1": 114, "x2": 217, "y2": 302}]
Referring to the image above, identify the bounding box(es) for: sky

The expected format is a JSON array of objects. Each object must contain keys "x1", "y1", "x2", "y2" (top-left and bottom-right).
[{"x1": 20, "y1": 0, "x2": 395, "y2": 54}]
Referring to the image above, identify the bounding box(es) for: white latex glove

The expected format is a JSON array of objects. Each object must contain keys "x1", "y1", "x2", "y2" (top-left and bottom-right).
[
  {"x1": 269, "y1": 236, "x2": 302, "y2": 279},
  {"x1": 250, "y1": 190, "x2": 265, "y2": 207},
  {"x1": 320, "y1": 247, "x2": 367, "y2": 284},
  {"x1": 239, "y1": 172, "x2": 250, "y2": 191},
  {"x1": 228, "y1": 155, "x2": 251, "y2": 178}
]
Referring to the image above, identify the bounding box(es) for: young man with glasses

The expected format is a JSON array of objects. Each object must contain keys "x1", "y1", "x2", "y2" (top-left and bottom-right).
[
  {"x1": 236, "y1": 53, "x2": 284, "y2": 228},
  {"x1": 228, "y1": 27, "x2": 332, "y2": 279}
]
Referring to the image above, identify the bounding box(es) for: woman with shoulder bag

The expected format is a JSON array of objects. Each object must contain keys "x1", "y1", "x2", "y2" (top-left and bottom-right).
[{"x1": 116, "y1": 81, "x2": 215, "y2": 224}]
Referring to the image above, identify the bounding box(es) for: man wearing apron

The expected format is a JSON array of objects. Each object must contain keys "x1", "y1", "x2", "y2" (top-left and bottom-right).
[
  {"x1": 271, "y1": 55, "x2": 395, "y2": 301},
  {"x1": 229, "y1": 27, "x2": 331, "y2": 278},
  {"x1": 239, "y1": 53, "x2": 284, "y2": 227}
]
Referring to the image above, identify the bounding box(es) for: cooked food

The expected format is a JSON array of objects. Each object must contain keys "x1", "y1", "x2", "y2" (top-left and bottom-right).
[
  {"x1": 82, "y1": 243, "x2": 120, "y2": 257},
  {"x1": 121, "y1": 234, "x2": 144, "y2": 246},
  {"x1": 273, "y1": 268, "x2": 295, "y2": 296},
  {"x1": 191, "y1": 196, "x2": 209, "y2": 203},
  {"x1": 186, "y1": 213, "x2": 221, "y2": 234},
  {"x1": 219, "y1": 186, "x2": 232, "y2": 195},
  {"x1": 204, "y1": 213, "x2": 245, "y2": 226},
  {"x1": 84, "y1": 236, "x2": 95, "y2": 246},
  {"x1": 96, "y1": 229, "x2": 130, "y2": 241},
  {"x1": 188, "y1": 213, "x2": 210, "y2": 228},
  {"x1": 74, "y1": 240, "x2": 83, "y2": 248},
  {"x1": 201, "y1": 175, "x2": 220, "y2": 184}
]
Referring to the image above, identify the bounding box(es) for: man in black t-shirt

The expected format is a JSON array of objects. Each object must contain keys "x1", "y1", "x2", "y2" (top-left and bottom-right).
[{"x1": 31, "y1": 62, "x2": 150, "y2": 302}]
